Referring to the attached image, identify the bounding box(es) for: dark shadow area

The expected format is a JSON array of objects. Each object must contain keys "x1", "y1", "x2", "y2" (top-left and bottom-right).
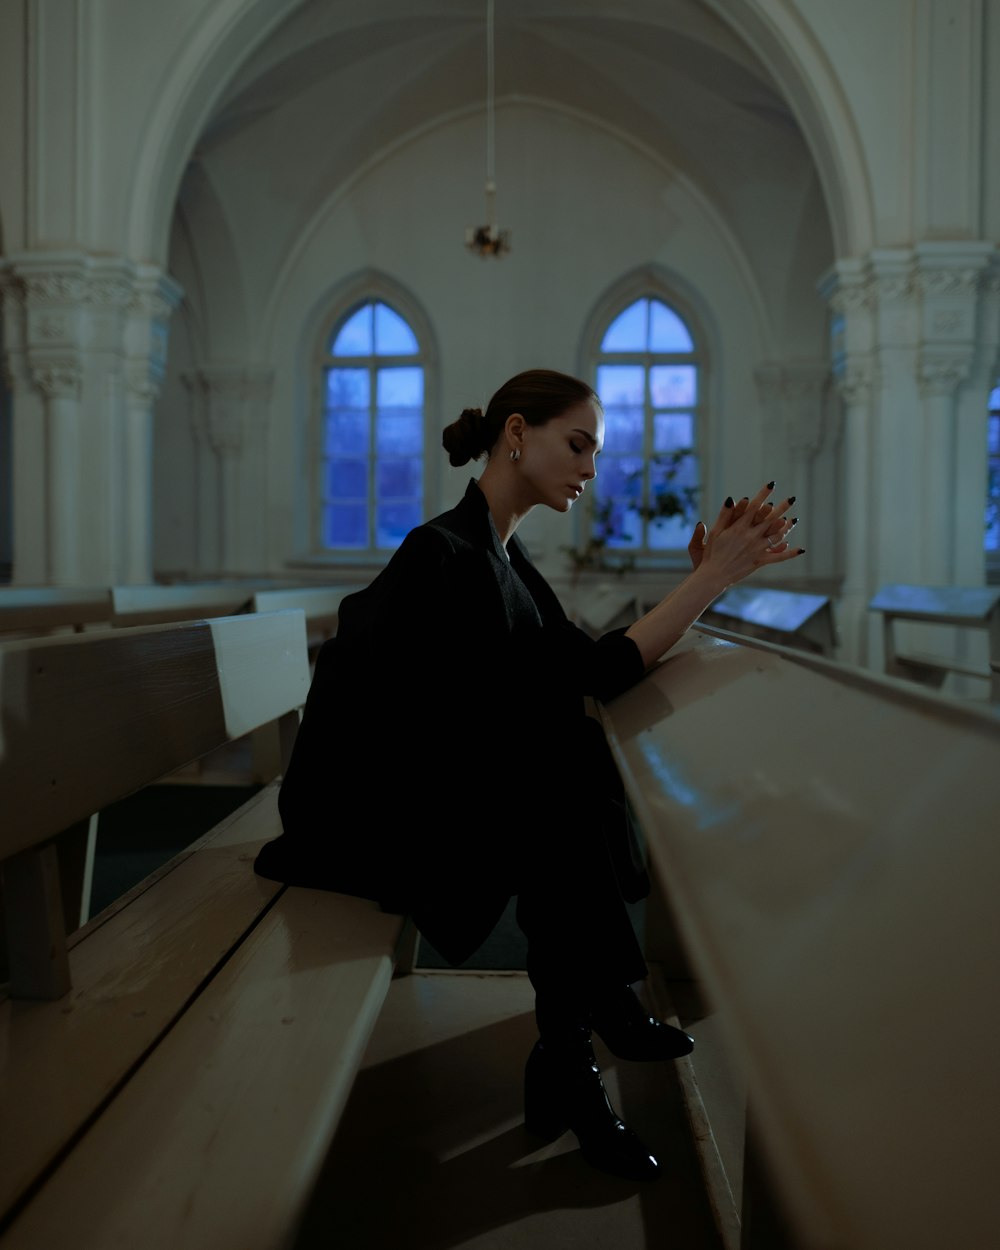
[
  {"x1": 90, "y1": 783, "x2": 260, "y2": 914},
  {"x1": 294, "y1": 1006, "x2": 721, "y2": 1250},
  {"x1": 417, "y1": 894, "x2": 648, "y2": 972}
]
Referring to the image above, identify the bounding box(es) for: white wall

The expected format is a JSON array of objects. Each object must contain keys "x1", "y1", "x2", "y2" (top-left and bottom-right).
[{"x1": 164, "y1": 100, "x2": 834, "y2": 579}]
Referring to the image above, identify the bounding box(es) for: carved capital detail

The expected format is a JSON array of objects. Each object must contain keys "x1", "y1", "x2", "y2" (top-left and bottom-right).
[
  {"x1": 915, "y1": 267, "x2": 983, "y2": 299},
  {"x1": 826, "y1": 283, "x2": 870, "y2": 315},
  {"x1": 184, "y1": 368, "x2": 273, "y2": 455},
  {"x1": 126, "y1": 372, "x2": 161, "y2": 408},
  {"x1": 871, "y1": 274, "x2": 914, "y2": 305},
  {"x1": 30, "y1": 359, "x2": 82, "y2": 400},
  {"x1": 834, "y1": 360, "x2": 877, "y2": 407},
  {"x1": 918, "y1": 350, "x2": 971, "y2": 398},
  {"x1": 21, "y1": 271, "x2": 88, "y2": 305}
]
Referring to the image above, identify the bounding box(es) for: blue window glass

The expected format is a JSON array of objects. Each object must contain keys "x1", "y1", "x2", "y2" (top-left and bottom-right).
[
  {"x1": 593, "y1": 296, "x2": 700, "y2": 553},
  {"x1": 986, "y1": 386, "x2": 1000, "y2": 553},
  {"x1": 375, "y1": 304, "x2": 419, "y2": 355},
  {"x1": 320, "y1": 299, "x2": 424, "y2": 552},
  {"x1": 331, "y1": 306, "x2": 373, "y2": 356}
]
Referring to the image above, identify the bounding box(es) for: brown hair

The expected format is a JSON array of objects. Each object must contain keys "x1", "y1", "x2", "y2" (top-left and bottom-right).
[{"x1": 442, "y1": 369, "x2": 600, "y2": 467}]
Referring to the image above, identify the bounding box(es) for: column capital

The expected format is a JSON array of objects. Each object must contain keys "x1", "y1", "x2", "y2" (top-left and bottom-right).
[
  {"x1": 834, "y1": 359, "x2": 878, "y2": 408},
  {"x1": 30, "y1": 358, "x2": 82, "y2": 400},
  {"x1": 185, "y1": 366, "x2": 274, "y2": 455},
  {"x1": 918, "y1": 349, "x2": 972, "y2": 398}
]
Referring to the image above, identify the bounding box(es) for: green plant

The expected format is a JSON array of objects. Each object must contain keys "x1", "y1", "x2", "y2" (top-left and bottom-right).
[{"x1": 563, "y1": 449, "x2": 700, "y2": 574}]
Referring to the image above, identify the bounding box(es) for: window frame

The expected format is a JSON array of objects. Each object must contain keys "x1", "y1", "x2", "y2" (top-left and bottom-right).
[
  {"x1": 582, "y1": 284, "x2": 707, "y2": 565},
  {"x1": 310, "y1": 280, "x2": 437, "y2": 565}
]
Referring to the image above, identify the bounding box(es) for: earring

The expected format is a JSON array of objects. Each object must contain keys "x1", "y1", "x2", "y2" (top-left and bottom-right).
[{"x1": 510, "y1": 448, "x2": 520, "y2": 463}]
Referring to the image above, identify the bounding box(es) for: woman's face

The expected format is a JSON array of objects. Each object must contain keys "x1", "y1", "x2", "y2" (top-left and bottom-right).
[{"x1": 518, "y1": 399, "x2": 604, "y2": 513}]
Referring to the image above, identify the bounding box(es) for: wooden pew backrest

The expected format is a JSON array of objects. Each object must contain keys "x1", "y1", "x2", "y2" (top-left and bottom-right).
[
  {"x1": 0, "y1": 612, "x2": 310, "y2": 997},
  {"x1": 110, "y1": 584, "x2": 255, "y2": 626},
  {"x1": 0, "y1": 587, "x2": 112, "y2": 634}
]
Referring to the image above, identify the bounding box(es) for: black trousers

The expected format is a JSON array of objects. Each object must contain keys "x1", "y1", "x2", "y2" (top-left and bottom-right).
[{"x1": 513, "y1": 799, "x2": 649, "y2": 1031}]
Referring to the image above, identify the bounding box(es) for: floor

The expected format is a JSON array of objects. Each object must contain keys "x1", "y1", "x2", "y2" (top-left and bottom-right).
[{"x1": 294, "y1": 970, "x2": 727, "y2": 1250}]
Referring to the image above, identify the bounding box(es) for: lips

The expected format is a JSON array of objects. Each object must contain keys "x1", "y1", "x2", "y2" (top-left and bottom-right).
[{"x1": 568, "y1": 484, "x2": 584, "y2": 498}]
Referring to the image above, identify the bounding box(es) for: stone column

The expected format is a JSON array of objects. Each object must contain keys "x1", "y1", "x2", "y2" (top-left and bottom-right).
[
  {"x1": 820, "y1": 243, "x2": 999, "y2": 668},
  {"x1": 122, "y1": 269, "x2": 182, "y2": 583},
  {"x1": 913, "y1": 244, "x2": 997, "y2": 584},
  {"x1": 754, "y1": 362, "x2": 830, "y2": 576},
  {"x1": 1, "y1": 251, "x2": 181, "y2": 585},
  {"x1": 186, "y1": 367, "x2": 274, "y2": 575},
  {"x1": 31, "y1": 359, "x2": 84, "y2": 584},
  {"x1": 820, "y1": 262, "x2": 877, "y2": 663}
]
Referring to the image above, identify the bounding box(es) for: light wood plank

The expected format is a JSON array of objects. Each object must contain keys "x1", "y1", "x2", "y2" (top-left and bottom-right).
[
  {"x1": 0, "y1": 787, "x2": 283, "y2": 1221},
  {"x1": 110, "y1": 584, "x2": 255, "y2": 626},
  {"x1": 602, "y1": 628, "x2": 1000, "y2": 1250},
  {"x1": 3, "y1": 888, "x2": 405, "y2": 1250},
  {"x1": 0, "y1": 613, "x2": 309, "y2": 860},
  {"x1": 0, "y1": 588, "x2": 111, "y2": 634}
]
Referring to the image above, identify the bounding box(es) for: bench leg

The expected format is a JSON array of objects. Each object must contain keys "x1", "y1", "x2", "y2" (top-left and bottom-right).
[
  {"x1": 393, "y1": 917, "x2": 419, "y2": 978},
  {"x1": 1, "y1": 844, "x2": 71, "y2": 999}
]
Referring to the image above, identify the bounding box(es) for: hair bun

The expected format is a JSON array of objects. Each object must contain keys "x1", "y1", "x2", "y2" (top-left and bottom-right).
[{"x1": 442, "y1": 406, "x2": 488, "y2": 466}]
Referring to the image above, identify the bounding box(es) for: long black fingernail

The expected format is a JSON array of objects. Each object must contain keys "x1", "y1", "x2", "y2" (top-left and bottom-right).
[
  {"x1": 724, "y1": 496, "x2": 734, "y2": 507},
  {"x1": 788, "y1": 495, "x2": 796, "y2": 505},
  {"x1": 797, "y1": 547, "x2": 806, "y2": 554},
  {"x1": 766, "y1": 480, "x2": 775, "y2": 490},
  {"x1": 790, "y1": 516, "x2": 798, "y2": 525},
  {"x1": 740, "y1": 496, "x2": 749, "y2": 503}
]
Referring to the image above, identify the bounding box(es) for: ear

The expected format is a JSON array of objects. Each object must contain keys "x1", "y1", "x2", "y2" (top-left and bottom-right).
[{"x1": 505, "y1": 412, "x2": 526, "y2": 451}]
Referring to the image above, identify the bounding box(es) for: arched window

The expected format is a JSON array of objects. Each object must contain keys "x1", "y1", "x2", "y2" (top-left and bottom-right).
[
  {"x1": 320, "y1": 299, "x2": 424, "y2": 552},
  {"x1": 593, "y1": 296, "x2": 700, "y2": 553},
  {"x1": 987, "y1": 384, "x2": 1000, "y2": 554}
]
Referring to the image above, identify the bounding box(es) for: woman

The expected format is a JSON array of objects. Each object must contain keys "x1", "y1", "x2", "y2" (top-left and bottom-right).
[{"x1": 255, "y1": 368, "x2": 801, "y2": 1182}]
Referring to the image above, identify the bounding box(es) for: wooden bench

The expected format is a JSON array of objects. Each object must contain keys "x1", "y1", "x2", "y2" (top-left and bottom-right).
[
  {"x1": 0, "y1": 612, "x2": 411, "y2": 1248},
  {"x1": 0, "y1": 587, "x2": 112, "y2": 636},
  {"x1": 109, "y1": 583, "x2": 258, "y2": 626},
  {"x1": 250, "y1": 585, "x2": 364, "y2": 656},
  {"x1": 869, "y1": 582, "x2": 1000, "y2": 700},
  {"x1": 599, "y1": 625, "x2": 1000, "y2": 1250},
  {"x1": 702, "y1": 585, "x2": 837, "y2": 656}
]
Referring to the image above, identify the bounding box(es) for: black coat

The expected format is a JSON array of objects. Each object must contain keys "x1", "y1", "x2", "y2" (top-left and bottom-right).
[{"x1": 254, "y1": 479, "x2": 648, "y2": 963}]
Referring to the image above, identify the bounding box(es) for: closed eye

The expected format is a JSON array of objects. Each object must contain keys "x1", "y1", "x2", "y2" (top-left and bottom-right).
[{"x1": 570, "y1": 441, "x2": 583, "y2": 454}]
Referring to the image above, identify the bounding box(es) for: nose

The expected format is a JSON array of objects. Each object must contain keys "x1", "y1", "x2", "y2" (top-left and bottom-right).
[{"x1": 582, "y1": 455, "x2": 597, "y2": 481}]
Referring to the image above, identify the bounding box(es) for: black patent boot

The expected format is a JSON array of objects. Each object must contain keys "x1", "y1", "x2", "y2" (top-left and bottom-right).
[
  {"x1": 591, "y1": 984, "x2": 694, "y2": 1061},
  {"x1": 523, "y1": 1032, "x2": 660, "y2": 1182}
]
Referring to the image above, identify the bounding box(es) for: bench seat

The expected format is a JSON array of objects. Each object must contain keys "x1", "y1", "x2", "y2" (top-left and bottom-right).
[
  {"x1": 1, "y1": 613, "x2": 408, "y2": 1248},
  {"x1": 2, "y1": 794, "x2": 405, "y2": 1247}
]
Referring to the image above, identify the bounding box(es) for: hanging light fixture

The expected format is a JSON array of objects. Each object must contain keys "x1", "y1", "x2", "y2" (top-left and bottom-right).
[{"x1": 465, "y1": 0, "x2": 511, "y2": 258}]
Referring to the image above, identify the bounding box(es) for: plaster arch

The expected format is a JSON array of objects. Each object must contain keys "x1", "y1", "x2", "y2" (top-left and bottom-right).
[
  {"x1": 701, "y1": 0, "x2": 874, "y2": 257},
  {"x1": 170, "y1": 162, "x2": 250, "y2": 360},
  {"x1": 126, "y1": 0, "x2": 872, "y2": 271},
  {"x1": 126, "y1": 0, "x2": 309, "y2": 263}
]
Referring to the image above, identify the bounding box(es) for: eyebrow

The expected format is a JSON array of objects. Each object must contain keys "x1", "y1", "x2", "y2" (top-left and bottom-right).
[{"x1": 572, "y1": 428, "x2": 603, "y2": 453}]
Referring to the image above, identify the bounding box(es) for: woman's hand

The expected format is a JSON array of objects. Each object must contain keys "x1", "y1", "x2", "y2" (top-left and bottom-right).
[
  {"x1": 691, "y1": 482, "x2": 802, "y2": 585},
  {"x1": 627, "y1": 482, "x2": 804, "y2": 668}
]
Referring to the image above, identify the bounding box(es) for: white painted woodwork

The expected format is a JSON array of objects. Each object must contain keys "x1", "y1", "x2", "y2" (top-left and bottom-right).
[
  {"x1": 0, "y1": 789, "x2": 283, "y2": 1219},
  {"x1": 250, "y1": 584, "x2": 363, "y2": 633},
  {"x1": 109, "y1": 583, "x2": 256, "y2": 626},
  {"x1": 3, "y1": 888, "x2": 404, "y2": 1250},
  {"x1": 600, "y1": 627, "x2": 1000, "y2": 1250},
  {"x1": 870, "y1": 583, "x2": 1000, "y2": 697},
  {"x1": 0, "y1": 611, "x2": 310, "y2": 860},
  {"x1": 705, "y1": 587, "x2": 836, "y2": 656}
]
